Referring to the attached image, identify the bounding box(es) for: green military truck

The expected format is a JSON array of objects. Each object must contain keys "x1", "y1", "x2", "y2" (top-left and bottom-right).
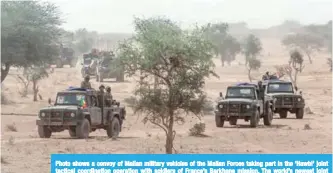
[
  {"x1": 214, "y1": 83, "x2": 273, "y2": 128},
  {"x1": 36, "y1": 87, "x2": 126, "y2": 139},
  {"x1": 95, "y1": 53, "x2": 125, "y2": 82},
  {"x1": 55, "y1": 45, "x2": 77, "y2": 68},
  {"x1": 263, "y1": 79, "x2": 305, "y2": 119}
]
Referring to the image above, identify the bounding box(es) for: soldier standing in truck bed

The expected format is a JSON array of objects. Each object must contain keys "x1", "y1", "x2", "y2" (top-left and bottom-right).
[
  {"x1": 97, "y1": 85, "x2": 105, "y2": 108},
  {"x1": 81, "y1": 75, "x2": 92, "y2": 89},
  {"x1": 105, "y1": 86, "x2": 113, "y2": 106}
]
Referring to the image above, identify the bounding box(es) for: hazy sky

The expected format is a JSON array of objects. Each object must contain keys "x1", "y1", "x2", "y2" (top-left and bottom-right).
[{"x1": 50, "y1": 0, "x2": 332, "y2": 33}]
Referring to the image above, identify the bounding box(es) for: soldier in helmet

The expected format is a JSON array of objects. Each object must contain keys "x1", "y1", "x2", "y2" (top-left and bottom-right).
[
  {"x1": 97, "y1": 85, "x2": 105, "y2": 108},
  {"x1": 257, "y1": 81, "x2": 265, "y2": 100},
  {"x1": 105, "y1": 86, "x2": 113, "y2": 106},
  {"x1": 81, "y1": 75, "x2": 92, "y2": 89}
]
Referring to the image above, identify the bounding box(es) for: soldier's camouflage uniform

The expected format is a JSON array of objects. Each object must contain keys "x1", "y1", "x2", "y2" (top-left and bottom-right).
[
  {"x1": 105, "y1": 92, "x2": 113, "y2": 106},
  {"x1": 81, "y1": 81, "x2": 92, "y2": 89}
]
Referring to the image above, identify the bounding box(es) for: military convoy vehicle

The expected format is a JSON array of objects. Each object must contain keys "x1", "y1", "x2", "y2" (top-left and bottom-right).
[
  {"x1": 95, "y1": 52, "x2": 125, "y2": 82},
  {"x1": 54, "y1": 45, "x2": 77, "y2": 68},
  {"x1": 263, "y1": 79, "x2": 305, "y2": 119},
  {"x1": 81, "y1": 53, "x2": 98, "y2": 77},
  {"x1": 214, "y1": 83, "x2": 273, "y2": 128},
  {"x1": 36, "y1": 87, "x2": 126, "y2": 139}
]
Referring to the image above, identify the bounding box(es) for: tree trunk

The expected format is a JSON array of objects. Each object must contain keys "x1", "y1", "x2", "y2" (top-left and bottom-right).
[
  {"x1": 221, "y1": 56, "x2": 225, "y2": 67},
  {"x1": 1, "y1": 63, "x2": 11, "y2": 83},
  {"x1": 247, "y1": 69, "x2": 252, "y2": 82},
  {"x1": 165, "y1": 111, "x2": 175, "y2": 154},
  {"x1": 154, "y1": 76, "x2": 158, "y2": 90},
  {"x1": 305, "y1": 51, "x2": 312, "y2": 64},
  {"x1": 293, "y1": 70, "x2": 298, "y2": 88},
  {"x1": 33, "y1": 80, "x2": 38, "y2": 102}
]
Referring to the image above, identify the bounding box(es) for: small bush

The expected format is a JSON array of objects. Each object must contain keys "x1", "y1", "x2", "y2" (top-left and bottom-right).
[
  {"x1": 202, "y1": 100, "x2": 214, "y2": 115},
  {"x1": 6, "y1": 123, "x2": 17, "y2": 132},
  {"x1": 304, "y1": 124, "x2": 311, "y2": 130},
  {"x1": 189, "y1": 122, "x2": 206, "y2": 136}
]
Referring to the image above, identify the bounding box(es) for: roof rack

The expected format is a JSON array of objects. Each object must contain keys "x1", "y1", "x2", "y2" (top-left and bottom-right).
[
  {"x1": 66, "y1": 87, "x2": 95, "y2": 92},
  {"x1": 234, "y1": 82, "x2": 257, "y2": 87}
]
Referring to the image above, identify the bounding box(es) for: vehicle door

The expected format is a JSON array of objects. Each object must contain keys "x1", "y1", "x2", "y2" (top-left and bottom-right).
[{"x1": 88, "y1": 95, "x2": 102, "y2": 125}]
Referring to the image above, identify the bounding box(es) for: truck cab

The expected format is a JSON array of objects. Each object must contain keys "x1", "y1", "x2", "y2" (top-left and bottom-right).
[
  {"x1": 214, "y1": 82, "x2": 273, "y2": 128},
  {"x1": 264, "y1": 80, "x2": 305, "y2": 119},
  {"x1": 36, "y1": 87, "x2": 126, "y2": 139}
]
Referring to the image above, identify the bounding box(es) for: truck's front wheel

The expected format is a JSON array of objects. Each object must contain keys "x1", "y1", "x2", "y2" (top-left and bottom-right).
[
  {"x1": 38, "y1": 125, "x2": 52, "y2": 138},
  {"x1": 106, "y1": 117, "x2": 120, "y2": 138},
  {"x1": 68, "y1": 126, "x2": 76, "y2": 137},
  {"x1": 76, "y1": 118, "x2": 90, "y2": 139},
  {"x1": 296, "y1": 108, "x2": 304, "y2": 119},
  {"x1": 215, "y1": 115, "x2": 224, "y2": 127},
  {"x1": 263, "y1": 108, "x2": 273, "y2": 126},
  {"x1": 250, "y1": 110, "x2": 260, "y2": 128}
]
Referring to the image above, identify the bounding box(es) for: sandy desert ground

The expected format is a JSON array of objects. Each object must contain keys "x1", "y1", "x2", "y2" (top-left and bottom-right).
[{"x1": 1, "y1": 38, "x2": 332, "y2": 173}]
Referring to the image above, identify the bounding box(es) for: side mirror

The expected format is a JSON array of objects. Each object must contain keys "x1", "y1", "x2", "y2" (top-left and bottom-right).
[
  {"x1": 48, "y1": 98, "x2": 52, "y2": 105},
  {"x1": 299, "y1": 90, "x2": 303, "y2": 95},
  {"x1": 294, "y1": 86, "x2": 298, "y2": 91},
  {"x1": 116, "y1": 102, "x2": 120, "y2": 107},
  {"x1": 219, "y1": 92, "x2": 223, "y2": 98}
]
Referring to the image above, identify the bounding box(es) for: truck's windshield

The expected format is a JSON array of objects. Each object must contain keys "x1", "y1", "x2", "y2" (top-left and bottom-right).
[
  {"x1": 56, "y1": 93, "x2": 85, "y2": 105},
  {"x1": 267, "y1": 83, "x2": 294, "y2": 93},
  {"x1": 226, "y1": 87, "x2": 255, "y2": 99},
  {"x1": 83, "y1": 58, "x2": 92, "y2": 65}
]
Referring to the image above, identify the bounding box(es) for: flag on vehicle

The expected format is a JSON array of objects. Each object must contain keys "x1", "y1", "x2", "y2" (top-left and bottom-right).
[{"x1": 80, "y1": 98, "x2": 87, "y2": 108}]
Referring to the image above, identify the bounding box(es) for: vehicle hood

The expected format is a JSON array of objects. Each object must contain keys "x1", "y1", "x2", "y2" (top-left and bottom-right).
[
  {"x1": 40, "y1": 105, "x2": 79, "y2": 112},
  {"x1": 267, "y1": 93, "x2": 301, "y2": 97},
  {"x1": 219, "y1": 98, "x2": 254, "y2": 104}
]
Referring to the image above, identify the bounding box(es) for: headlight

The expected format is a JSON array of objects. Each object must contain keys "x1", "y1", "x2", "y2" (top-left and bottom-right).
[
  {"x1": 297, "y1": 98, "x2": 302, "y2": 101},
  {"x1": 41, "y1": 112, "x2": 45, "y2": 117},
  {"x1": 70, "y1": 113, "x2": 75, "y2": 117},
  {"x1": 218, "y1": 104, "x2": 224, "y2": 109},
  {"x1": 246, "y1": 105, "x2": 250, "y2": 109}
]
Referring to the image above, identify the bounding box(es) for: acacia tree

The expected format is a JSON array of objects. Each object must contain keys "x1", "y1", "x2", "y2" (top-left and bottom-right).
[
  {"x1": 276, "y1": 50, "x2": 305, "y2": 87},
  {"x1": 203, "y1": 23, "x2": 241, "y2": 66},
  {"x1": 23, "y1": 67, "x2": 49, "y2": 101},
  {"x1": 74, "y1": 28, "x2": 96, "y2": 54},
  {"x1": 247, "y1": 58, "x2": 261, "y2": 82},
  {"x1": 1, "y1": 1, "x2": 62, "y2": 83},
  {"x1": 222, "y1": 35, "x2": 241, "y2": 66},
  {"x1": 117, "y1": 17, "x2": 217, "y2": 154},
  {"x1": 242, "y1": 34, "x2": 262, "y2": 65},
  {"x1": 282, "y1": 33, "x2": 324, "y2": 64}
]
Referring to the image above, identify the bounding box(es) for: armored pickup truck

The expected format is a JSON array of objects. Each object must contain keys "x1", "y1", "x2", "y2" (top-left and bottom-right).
[
  {"x1": 36, "y1": 87, "x2": 126, "y2": 139},
  {"x1": 263, "y1": 80, "x2": 305, "y2": 119},
  {"x1": 214, "y1": 83, "x2": 273, "y2": 128},
  {"x1": 95, "y1": 55, "x2": 125, "y2": 82}
]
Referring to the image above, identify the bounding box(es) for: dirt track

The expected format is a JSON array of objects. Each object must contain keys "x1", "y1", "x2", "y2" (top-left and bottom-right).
[{"x1": 1, "y1": 38, "x2": 332, "y2": 173}]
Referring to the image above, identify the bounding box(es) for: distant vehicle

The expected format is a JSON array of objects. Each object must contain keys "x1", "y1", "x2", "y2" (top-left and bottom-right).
[
  {"x1": 54, "y1": 45, "x2": 77, "y2": 68},
  {"x1": 263, "y1": 80, "x2": 305, "y2": 119},
  {"x1": 36, "y1": 87, "x2": 126, "y2": 139},
  {"x1": 81, "y1": 54, "x2": 97, "y2": 77},
  {"x1": 95, "y1": 52, "x2": 124, "y2": 82},
  {"x1": 214, "y1": 83, "x2": 273, "y2": 128}
]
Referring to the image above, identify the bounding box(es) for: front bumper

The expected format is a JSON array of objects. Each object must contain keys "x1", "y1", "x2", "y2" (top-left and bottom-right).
[
  {"x1": 274, "y1": 103, "x2": 305, "y2": 109},
  {"x1": 215, "y1": 110, "x2": 253, "y2": 118},
  {"x1": 36, "y1": 120, "x2": 78, "y2": 126}
]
